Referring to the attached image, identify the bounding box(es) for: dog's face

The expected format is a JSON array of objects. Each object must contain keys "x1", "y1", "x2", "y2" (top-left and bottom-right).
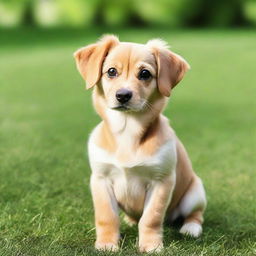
[
  {"x1": 101, "y1": 43, "x2": 158, "y2": 112},
  {"x1": 74, "y1": 35, "x2": 190, "y2": 113}
]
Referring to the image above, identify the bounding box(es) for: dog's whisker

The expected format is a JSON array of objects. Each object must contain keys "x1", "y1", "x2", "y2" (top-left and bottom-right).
[{"x1": 143, "y1": 100, "x2": 155, "y2": 113}]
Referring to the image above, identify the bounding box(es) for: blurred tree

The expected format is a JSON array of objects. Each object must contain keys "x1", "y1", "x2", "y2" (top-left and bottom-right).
[
  {"x1": 133, "y1": 0, "x2": 202, "y2": 27},
  {"x1": 23, "y1": 0, "x2": 34, "y2": 26},
  {"x1": 0, "y1": 0, "x2": 253, "y2": 28},
  {"x1": 57, "y1": 0, "x2": 98, "y2": 27},
  {"x1": 0, "y1": 0, "x2": 28, "y2": 27},
  {"x1": 245, "y1": 0, "x2": 256, "y2": 25},
  {"x1": 33, "y1": 0, "x2": 61, "y2": 27},
  {"x1": 190, "y1": 0, "x2": 248, "y2": 27},
  {"x1": 33, "y1": 0, "x2": 98, "y2": 27},
  {"x1": 102, "y1": 0, "x2": 131, "y2": 26}
]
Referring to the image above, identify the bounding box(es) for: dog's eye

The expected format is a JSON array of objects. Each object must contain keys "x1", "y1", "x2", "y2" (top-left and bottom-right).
[
  {"x1": 138, "y1": 69, "x2": 152, "y2": 80},
  {"x1": 107, "y1": 68, "x2": 117, "y2": 78}
]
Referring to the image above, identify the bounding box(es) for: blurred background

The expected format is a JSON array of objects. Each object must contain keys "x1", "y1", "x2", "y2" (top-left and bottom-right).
[
  {"x1": 1, "y1": 0, "x2": 256, "y2": 255},
  {"x1": 0, "y1": 0, "x2": 256, "y2": 28}
]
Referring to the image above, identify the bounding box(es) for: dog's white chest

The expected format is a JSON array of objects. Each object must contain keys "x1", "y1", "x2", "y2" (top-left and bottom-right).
[
  {"x1": 88, "y1": 130, "x2": 177, "y2": 216},
  {"x1": 88, "y1": 137, "x2": 176, "y2": 179}
]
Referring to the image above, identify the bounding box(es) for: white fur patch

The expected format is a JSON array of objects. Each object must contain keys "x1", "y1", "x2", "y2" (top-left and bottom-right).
[
  {"x1": 146, "y1": 38, "x2": 169, "y2": 50},
  {"x1": 89, "y1": 134, "x2": 176, "y2": 178},
  {"x1": 178, "y1": 177, "x2": 206, "y2": 218},
  {"x1": 95, "y1": 242, "x2": 119, "y2": 252},
  {"x1": 179, "y1": 222, "x2": 202, "y2": 237},
  {"x1": 88, "y1": 123, "x2": 177, "y2": 217}
]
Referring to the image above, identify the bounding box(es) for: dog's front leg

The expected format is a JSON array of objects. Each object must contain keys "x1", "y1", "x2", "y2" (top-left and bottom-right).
[
  {"x1": 139, "y1": 174, "x2": 175, "y2": 253},
  {"x1": 90, "y1": 174, "x2": 119, "y2": 251}
]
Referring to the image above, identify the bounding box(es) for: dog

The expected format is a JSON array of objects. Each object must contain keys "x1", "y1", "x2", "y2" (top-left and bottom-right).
[{"x1": 74, "y1": 35, "x2": 207, "y2": 253}]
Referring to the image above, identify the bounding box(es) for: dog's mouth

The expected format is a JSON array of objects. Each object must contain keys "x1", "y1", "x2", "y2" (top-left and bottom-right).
[
  {"x1": 111, "y1": 105, "x2": 130, "y2": 111},
  {"x1": 111, "y1": 100, "x2": 146, "y2": 112}
]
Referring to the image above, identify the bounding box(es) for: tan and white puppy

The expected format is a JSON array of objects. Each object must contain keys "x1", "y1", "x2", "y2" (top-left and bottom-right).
[{"x1": 74, "y1": 35, "x2": 206, "y2": 253}]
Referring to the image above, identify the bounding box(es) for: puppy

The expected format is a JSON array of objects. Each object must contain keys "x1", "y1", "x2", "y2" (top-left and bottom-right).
[{"x1": 74, "y1": 35, "x2": 206, "y2": 253}]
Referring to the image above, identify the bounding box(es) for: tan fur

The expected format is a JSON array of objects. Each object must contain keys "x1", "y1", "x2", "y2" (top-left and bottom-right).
[
  {"x1": 74, "y1": 35, "x2": 119, "y2": 89},
  {"x1": 138, "y1": 175, "x2": 175, "y2": 252},
  {"x1": 74, "y1": 35, "x2": 206, "y2": 252},
  {"x1": 94, "y1": 122, "x2": 116, "y2": 153},
  {"x1": 184, "y1": 210, "x2": 204, "y2": 225},
  {"x1": 90, "y1": 175, "x2": 119, "y2": 251},
  {"x1": 168, "y1": 138, "x2": 195, "y2": 212}
]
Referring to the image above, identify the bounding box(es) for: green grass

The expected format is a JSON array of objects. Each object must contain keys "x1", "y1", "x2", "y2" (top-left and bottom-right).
[{"x1": 0, "y1": 28, "x2": 256, "y2": 256}]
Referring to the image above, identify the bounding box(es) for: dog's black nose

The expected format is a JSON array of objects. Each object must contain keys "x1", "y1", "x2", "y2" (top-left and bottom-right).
[{"x1": 116, "y1": 89, "x2": 133, "y2": 104}]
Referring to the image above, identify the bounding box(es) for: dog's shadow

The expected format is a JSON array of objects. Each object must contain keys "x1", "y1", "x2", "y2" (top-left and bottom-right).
[
  {"x1": 118, "y1": 202, "x2": 256, "y2": 253},
  {"x1": 163, "y1": 205, "x2": 255, "y2": 251}
]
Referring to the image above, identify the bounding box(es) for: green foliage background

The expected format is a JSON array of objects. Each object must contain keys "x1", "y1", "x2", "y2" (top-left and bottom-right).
[{"x1": 0, "y1": 0, "x2": 255, "y2": 27}]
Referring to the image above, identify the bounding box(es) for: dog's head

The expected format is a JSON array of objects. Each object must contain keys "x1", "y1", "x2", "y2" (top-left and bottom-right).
[{"x1": 74, "y1": 35, "x2": 190, "y2": 113}]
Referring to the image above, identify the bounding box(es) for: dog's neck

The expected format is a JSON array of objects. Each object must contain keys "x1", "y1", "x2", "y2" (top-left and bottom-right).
[
  {"x1": 92, "y1": 87, "x2": 166, "y2": 157},
  {"x1": 105, "y1": 108, "x2": 155, "y2": 146}
]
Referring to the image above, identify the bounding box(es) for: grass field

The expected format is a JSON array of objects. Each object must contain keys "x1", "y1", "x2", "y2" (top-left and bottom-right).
[{"x1": 0, "y1": 28, "x2": 256, "y2": 256}]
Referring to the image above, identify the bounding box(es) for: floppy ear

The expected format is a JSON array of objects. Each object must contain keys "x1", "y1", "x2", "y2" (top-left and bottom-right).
[
  {"x1": 148, "y1": 39, "x2": 190, "y2": 97},
  {"x1": 74, "y1": 35, "x2": 119, "y2": 89},
  {"x1": 156, "y1": 50, "x2": 190, "y2": 97}
]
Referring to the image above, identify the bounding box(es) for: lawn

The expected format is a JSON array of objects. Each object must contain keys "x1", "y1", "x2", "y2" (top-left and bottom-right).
[{"x1": 0, "y1": 28, "x2": 255, "y2": 256}]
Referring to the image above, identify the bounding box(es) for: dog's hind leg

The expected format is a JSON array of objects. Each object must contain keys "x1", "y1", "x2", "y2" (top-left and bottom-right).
[{"x1": 179, "y1": 176, "x2": 206, "y2": 237}]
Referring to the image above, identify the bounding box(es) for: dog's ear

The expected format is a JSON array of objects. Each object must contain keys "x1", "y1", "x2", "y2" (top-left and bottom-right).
[
  {"x1": 147, "y1": 39, "x2": 190, "y2": 97},
  {"x1": 156, "y1": 50, "x2": 190, "y2": 97},
  {"x1": 74, "y1": 35, "x2": 119, "y2": 89}
]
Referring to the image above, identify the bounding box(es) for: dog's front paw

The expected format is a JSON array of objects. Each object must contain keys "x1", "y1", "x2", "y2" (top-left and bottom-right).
[
  {"x1": 139, "y1": 242, "x2": 163, "y2": 253},
  {"x1": 139, "y1": 240, "x2": 163, "y2": 253},
  {"x1": 95, "y1": 241, "x2": 119, "y2": 252}
]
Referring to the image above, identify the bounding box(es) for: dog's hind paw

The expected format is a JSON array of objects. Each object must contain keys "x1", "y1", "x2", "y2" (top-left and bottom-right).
[{"x1": 179, "y1": 222, "x2": 202, "y2": 238}]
